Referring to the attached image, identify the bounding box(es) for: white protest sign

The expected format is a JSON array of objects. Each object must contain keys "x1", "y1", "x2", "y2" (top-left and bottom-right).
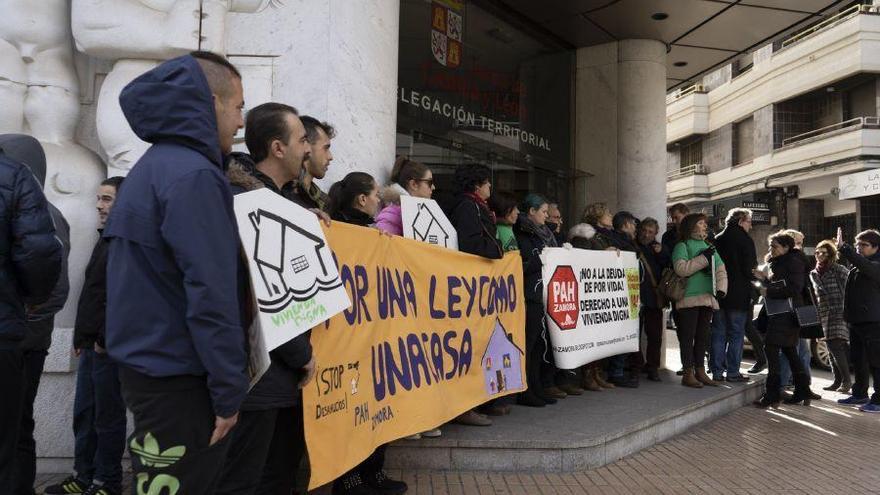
[
  {"x1": 401, "y1": 196, "x2": 459, "y2": 250},
  {"x1": 541, "y1": 247, "x2": 640, "y2": 369},
  {"x1": 234, "y1": 189, "x2": 350, "y2": 351}
]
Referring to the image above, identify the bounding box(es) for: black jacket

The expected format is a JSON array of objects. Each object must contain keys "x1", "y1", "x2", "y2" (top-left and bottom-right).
[
  {"x1": 661, "y1": 228, "x2": 678, "y2": 266},
  {"x1": 840, "y1": 243, "x2": 880, "y2": 325},
  {"x1": 447, "y1": 196, "x2": 502, "y2": 259},
  {"x1": 713, "y1": 223, "x2": 757, "y2": 311},
  {"x1": 513, "y1": 217, "x2": 556, "y2": 304},
  {"x1": 763, "y1": 250, "x2": 806, "y2": 347},
  {"x1": 74, "y1": 235, "x2": 109, "y2": 350},
  {"x1": 0, "y1": 137, "x2": 63, "y2": 349},
  {"x1": 227, "y1": 156, "x2": 314, "y2": 410},
  {"x1": 637, "y1": 242, "x2": 666, "y2": 310}
]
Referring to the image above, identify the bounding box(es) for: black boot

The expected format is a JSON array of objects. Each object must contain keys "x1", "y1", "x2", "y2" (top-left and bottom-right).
[
  {"x1": 784, "y1": 373, "x2": 816, "y2": 406},
  {"x1": 366, "y1": 470, "x2": 408, "y2": 494},
  {"x1": 755, "y1": 374, "x2": 781, "y2": 409}
]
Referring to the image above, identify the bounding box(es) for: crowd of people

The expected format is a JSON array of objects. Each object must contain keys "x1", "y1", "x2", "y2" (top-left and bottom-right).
[{"x1": 1, "y1": 50, "x2": 879, "y2": 495}]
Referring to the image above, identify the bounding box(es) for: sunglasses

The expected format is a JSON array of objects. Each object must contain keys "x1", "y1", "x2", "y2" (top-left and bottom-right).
[{"x1": 415, "y1": 178, "x2": 434, "y2": 187}]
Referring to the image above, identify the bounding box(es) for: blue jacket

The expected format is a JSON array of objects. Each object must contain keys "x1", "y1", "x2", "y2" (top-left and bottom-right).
[
  {"x1": 104, "y1": 55, "x2": 248, "y2": 417},
  {"x1": 0, "y1": 142, "x2": 62, "y2": 349}
]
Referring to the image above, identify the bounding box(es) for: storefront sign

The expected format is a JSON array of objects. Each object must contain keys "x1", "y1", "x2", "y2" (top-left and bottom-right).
[
  {"x1": 303, "y1": 223, "x2": 526, "y2": 489},
  {"x1": 742, "y1": 201, "x2": 769, "y2": 211},
  {"x1": 398, "y1": 86, "x2": 552, "y2": 151},
  {"x1": 234, "y1": 189, "x2": 350, "y2": 351},
  {"x1": 839, "y1": 168, "x2": 880, "y2": 200},
  {"x1": 401, "y1": 196, "x2": 459, "y2": 250},
  {"x1": 540, "y1": 248, "x2": 640, "y2": 369}
]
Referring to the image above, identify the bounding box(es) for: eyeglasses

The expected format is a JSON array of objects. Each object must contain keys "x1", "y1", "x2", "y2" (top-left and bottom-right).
[{"x1": 415, "y1": 179, "x2": 434, "y2": 187}]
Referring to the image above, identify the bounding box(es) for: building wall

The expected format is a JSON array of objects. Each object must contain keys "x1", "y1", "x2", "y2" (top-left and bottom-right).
[{"x1": 702, "y1": 124, "x2": 733, "y2": 173}]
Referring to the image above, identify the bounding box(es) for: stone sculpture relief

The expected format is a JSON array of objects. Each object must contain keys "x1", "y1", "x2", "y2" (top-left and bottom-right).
[
  {"x1": 72, "y1": 0, "x2": 271, "y2": 174},
  {"x1": 0, "y1": 0, "x2": 106, "y2": 331}
]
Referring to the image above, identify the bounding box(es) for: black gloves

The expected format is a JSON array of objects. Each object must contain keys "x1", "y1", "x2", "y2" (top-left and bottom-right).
[
  {"x1": 699, "y1": 246, "x2": 715, "y2": 265},
  {"x1": 716, "y1": 290, "x2": 726, "y2": 300}
]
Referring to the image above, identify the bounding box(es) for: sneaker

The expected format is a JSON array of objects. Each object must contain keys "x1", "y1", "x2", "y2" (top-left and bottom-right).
[
  {"x1": 837, "y1": 395, "x2": 870, "y2": 405},
  {"x1": 367, "y1": 470, "x2": 408, "y2": 495},
  {"x1": 83, "y1": 483, "x2": 120, "y2": 495},
  {"x1": 332, "y1": 472, "x2": 373, "y2": 495},
  {"x1": 45, "y1": 475, "x2": 89, "y2": 494},
  {"x1": 859, "y1": 403, "x2": 880, "y2": 413},
  {"x1": 421, "y1": 428, "x2": 442, "y2": 438}
]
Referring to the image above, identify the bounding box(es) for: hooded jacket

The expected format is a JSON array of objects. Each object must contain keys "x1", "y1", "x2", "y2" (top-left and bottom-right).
[
  {"x1": 226, "y1": 156, "x2": 313, "y2": 410},
  {"x1": 0, "y1": 134, "x2": 68, "y2": 351},
  {"x1": 0, "y1": 135, "x2": 63, "y2": 350},
  {"x1": 103, "y1": 55, "x2": 248, "y2": 418}
]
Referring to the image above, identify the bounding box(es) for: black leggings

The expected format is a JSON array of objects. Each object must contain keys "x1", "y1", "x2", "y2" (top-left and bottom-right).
[{"x1": 676, "y1": 306, "x2": 713, "y2": 369}]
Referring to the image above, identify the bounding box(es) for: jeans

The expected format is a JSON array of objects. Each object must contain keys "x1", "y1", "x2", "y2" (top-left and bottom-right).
[
  {"x1": 14, "y1": 350, "x2": 47, "y2": 495},
  {"x1": 73, "y1": 349, "x2": 127, "y2": 490},
  {"x1": 779, "y1": 338, "x2": 811, "y2": 387},
  {"x1": 710, "y1": 309, "x2": 748, "y2": 377}
]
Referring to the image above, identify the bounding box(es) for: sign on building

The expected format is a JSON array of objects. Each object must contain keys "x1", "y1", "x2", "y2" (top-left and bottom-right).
[
  {"x1": 839, "y1": 168, "x2": 880, "y2": 200},
  {"x1": 234, "y1": 189, "x2": 350, "y2": 352},
  {"x1": 401, "y1": 195, "x2": 459, "y2": 250}
]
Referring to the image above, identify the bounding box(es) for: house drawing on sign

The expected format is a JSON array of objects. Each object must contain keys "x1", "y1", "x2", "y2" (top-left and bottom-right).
[
  {"x1": 480, "y1": 319, "x2": 525, "y2": 396},
  {"x1": 411, "y1": 203, "x2": 450, "y2": 247},
  {"x1": 248, "y1": 208, "x2": 343, "y2": 313}
]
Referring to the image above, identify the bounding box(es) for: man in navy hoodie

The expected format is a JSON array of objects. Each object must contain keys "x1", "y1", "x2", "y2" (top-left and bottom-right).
[{"x1": 103, "y1": 51, "x2": 248, "y2": 494}]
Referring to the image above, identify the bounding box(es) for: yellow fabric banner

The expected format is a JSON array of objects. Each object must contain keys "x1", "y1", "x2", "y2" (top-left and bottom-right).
[{"x1": 303, "y1": 222, "x2": 526, "y2": 489}]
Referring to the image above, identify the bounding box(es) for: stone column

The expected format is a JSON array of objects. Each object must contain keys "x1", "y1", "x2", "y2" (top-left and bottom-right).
[
  {"x1": 617, "y1": 39, "x2": 667, "y2": 223},
  {"x1": 227, "y1": 0, "x2": 401, "y2": 186},
  {"x1": 574, "y1": 39, "x2": 667, "y2": 223}
]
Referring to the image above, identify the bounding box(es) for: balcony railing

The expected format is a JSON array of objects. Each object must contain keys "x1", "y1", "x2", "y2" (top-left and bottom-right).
[
  {"x1": 665, "y1": 83, "x2": 706, "y2": 104},
  {"x1": 780, "y1": 116, "x2": 880, "y2": 147},
  {"x1": 667, "y1": 163, "x2": 708, "y2": 181},
  {"x1": 779, "y1": 3, "x2": 879, "y2": 51}
]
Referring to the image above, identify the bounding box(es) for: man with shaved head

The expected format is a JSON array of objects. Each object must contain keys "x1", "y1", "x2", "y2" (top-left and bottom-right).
[{"x1": 103, "y1": 51, "x2": 248, "y2": 495}]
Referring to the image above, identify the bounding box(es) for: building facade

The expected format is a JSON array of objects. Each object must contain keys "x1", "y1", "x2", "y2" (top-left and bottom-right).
[{"x1": 666, "y1": 2, "x2": 880, "y2": 254}]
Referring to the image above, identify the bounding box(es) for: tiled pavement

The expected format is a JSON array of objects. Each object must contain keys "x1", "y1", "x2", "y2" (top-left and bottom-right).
[{"x1": 36, "y1": 384, "x2": 880, "y2": 494}]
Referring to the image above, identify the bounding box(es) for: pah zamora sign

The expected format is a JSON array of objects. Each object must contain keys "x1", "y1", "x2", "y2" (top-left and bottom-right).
[
  {"x1": 233, "y1": 189, "x2": 351, "y2": 352},
  {"x1": 541, "y1": 247, "x2": 640, "y2": 369},
  {"x1": 303, "y1": 223, "x2": 525, "y2": 489}
]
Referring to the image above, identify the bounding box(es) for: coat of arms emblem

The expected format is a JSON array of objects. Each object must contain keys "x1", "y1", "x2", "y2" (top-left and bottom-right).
[{"x1": 431, "y1": 0, "x2": 463, "y2": 68}]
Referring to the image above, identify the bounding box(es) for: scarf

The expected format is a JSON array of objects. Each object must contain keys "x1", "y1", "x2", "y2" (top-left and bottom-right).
[
  {"x1": 518, "y1": 214, "x2": 557, "y2": 248},
  {"x1": 464, "y1": 191, "x2": 496, "y2": 223}
]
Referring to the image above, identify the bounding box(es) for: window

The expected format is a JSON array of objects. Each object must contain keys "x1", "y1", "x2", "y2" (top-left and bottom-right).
[
  {"x1": 732, "y1": 53, "x2": 754, "y2": 78},
  {"x1": 679, "y1": 138, "x2": 703, "y2": 169},
  {"x1": 734, "y1": 117, "x2": 755, "y2": 165}
]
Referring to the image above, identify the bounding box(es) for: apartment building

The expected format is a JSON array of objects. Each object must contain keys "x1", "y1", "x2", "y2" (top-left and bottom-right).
[{"x1": 666, "y1": 2, "x2": 880, "y2": 253}]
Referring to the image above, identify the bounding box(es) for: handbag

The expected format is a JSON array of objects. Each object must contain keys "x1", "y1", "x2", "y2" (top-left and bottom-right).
[
  {"x1": 659, "y1": 267, "x2": 687, "y2": 303},
  {"x1": 796, "y1": 286, "x2": 824, "y2": 339}
]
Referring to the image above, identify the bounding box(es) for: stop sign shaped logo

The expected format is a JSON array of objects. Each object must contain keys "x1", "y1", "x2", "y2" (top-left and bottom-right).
[{"x1": 547, "y1": 265, "x2": 579, "y2": 330}]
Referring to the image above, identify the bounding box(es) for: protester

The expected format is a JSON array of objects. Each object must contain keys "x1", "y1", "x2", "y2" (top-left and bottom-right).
[
  {"x1": 569, "y1": 202, "x2": 616, "y2": 391},
  {"x1": 515, "y1": 193, "x2": 576, "y2": 406},
  {"x1": 0, "y1": 135, "x2": 70, "y2": 495},
  {"x1": 744, "y1": 289, "x2": 767, "y2": 374},
  {"x1": 710, "y1": 208, "x2": 756, "y2": 383},
  {"x1": 777, "y1": 229, "x2": 816, "y2": 397},
  {"x1": 374, "y1": 156, "x2": 447, "y2": 435},
  {"x1": 606, "y1": 211, "x2": 641, "y2": 388},
  {"x1": 810, "y1": 240, "x2": 851, "y2": 394},
  {"x1": 672, "y1": 213, "x2": 728, "y2": 388},
  {"x1": 0, "y1": 135, "x2": 62, "y2": 488},
  {"x1": 445, "y1": 164, "x2": 500, "y2": 425},
  {"x1": 446, "y1": 164, "x2": 503, "y2": 260},
  {"x1": 328, "y1": 172, "x2": 408, "y2": 494},
  {"x1": 635, "y1": 217, "x2": 667, "y2": 382},
  {"x1": 662, "y1": 203, "x2": 690, "y2": 257},
  {"x1": 547, "y1": 203, "x2": 566, "y2": 246},
  {"x1": 103, "y1": 51, "x2": 249, "y2": 494},
  {"x1": 489, "y1": 192, "x2": 519, "y2": 252},
  {"x1": 295, "y1": 115, "x2": 334, "y2": 211},
  {"x1": 376, "y1": 156, "x2": 434, "y2": 235},
  {"x1": 217, "y1": 102, "x2": 317, "y2": 495},
  {"x1": 754, "y1": 232, "x2": 816, "y2": 407},
  {"x1": 836, "y1": 228, "x2": 880, "y2": 412},
  {"x1": 43, "y1": 178, "x2": 121, "y2": 495}
]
